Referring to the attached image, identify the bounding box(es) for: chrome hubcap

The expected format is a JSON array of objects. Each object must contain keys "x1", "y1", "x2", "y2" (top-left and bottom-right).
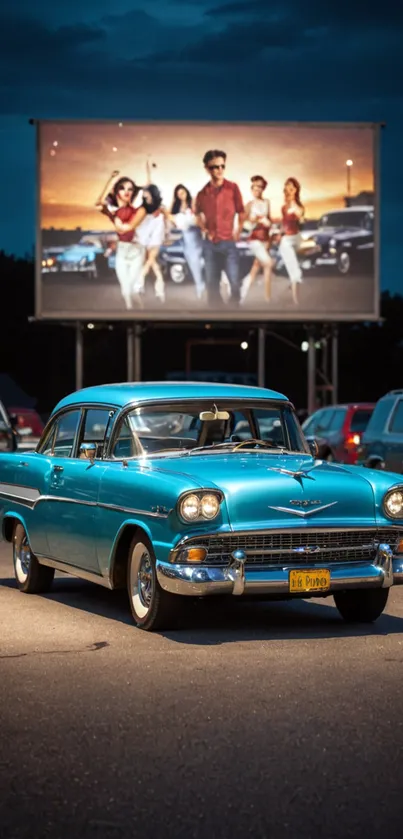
[
  {"x1": 138, "y1": 554, "x2": 153, "y2": 608},
  {"x1": 130, "y1": 542, "x2": 154, "y2": 619},
  {"x1": 14, "y1": 534, "x2": 31, "y2": 582},
  {"x1": 339, "y1": 253, "x2": 350, "y2": 273}
]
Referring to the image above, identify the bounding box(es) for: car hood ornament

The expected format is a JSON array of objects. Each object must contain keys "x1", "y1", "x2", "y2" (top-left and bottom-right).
[{"x1": 267, "y1": 461, "x2": 323, "y2": 483}]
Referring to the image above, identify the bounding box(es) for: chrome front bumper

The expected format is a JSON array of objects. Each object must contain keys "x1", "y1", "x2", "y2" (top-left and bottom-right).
[{"x1": 156, "y1": 545, "x2": 403, "y2": 597}]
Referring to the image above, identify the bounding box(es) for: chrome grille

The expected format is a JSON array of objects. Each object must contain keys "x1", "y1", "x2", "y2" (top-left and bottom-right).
[{"x1": 178, "y1": 529, "x2": 402, "y2": 567}]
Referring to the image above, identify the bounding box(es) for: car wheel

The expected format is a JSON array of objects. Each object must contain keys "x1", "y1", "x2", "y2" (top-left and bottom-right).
[
  {"x1": 337, "y1": 251, "x2": 351, "y2": 275},
  {"x1": 169, "y1": 264, "x2": 186, "y2": 284},
  {"x1": 127, "y1": 535, "x2": 181, "y2": 631},
  {"x1": 333, "y1": 588, "x2": 389, "y2": 623},
  {"x1": 13, "y1": 523, "x2": 54, "y2": 594}
]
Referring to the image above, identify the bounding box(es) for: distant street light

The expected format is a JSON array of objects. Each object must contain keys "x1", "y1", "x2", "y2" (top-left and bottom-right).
[
  {"x1": 301, "y1": 341, "x2": 309, "y2": 352},
  {"x1": 346, "y1": 159, "x2": 353, "y2": 197},
  {"x1": 240, "y1": 341, "x2": 248, "y2": 350}
]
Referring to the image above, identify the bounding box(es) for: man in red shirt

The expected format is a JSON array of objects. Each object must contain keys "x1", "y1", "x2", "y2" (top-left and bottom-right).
[{"x1": 195, "y1": 149, "x2": 245, "y2": 306}]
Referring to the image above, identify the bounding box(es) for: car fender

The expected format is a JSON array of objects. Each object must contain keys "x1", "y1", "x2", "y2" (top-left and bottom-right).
[{"x1": 2, "y1": 510, "x2": 30, "y2": 544}]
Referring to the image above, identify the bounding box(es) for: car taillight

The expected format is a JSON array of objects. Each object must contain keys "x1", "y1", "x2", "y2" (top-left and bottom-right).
[{"x1": 346, "y1": 433, "x2": 361, "y2": 447}]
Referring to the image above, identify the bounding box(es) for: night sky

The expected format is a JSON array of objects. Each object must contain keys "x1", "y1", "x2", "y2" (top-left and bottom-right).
[{"x1": 0, "y1": 1, "x2": 402, "y2": 292}]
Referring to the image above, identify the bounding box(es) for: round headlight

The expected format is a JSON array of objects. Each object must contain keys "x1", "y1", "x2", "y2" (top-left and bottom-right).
[
  {"x1": 384, "y1": 489, "x2": 403, "y2": 518},
  {"x1": 200, "y1": 493, "x2": 220, "y2": 520},
  {"x1": 179, "y1": 494, "x2": 200, "y2": 521}
]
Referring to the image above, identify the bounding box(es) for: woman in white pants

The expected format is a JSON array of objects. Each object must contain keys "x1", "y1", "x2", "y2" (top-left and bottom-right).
[
  {"x1": 240, "y1": 176, "x2": 273, "y2": 303},
  {"x1": 279, "y1": 177, "x2": 305, "y2": 305},
  {"x1": 97, "y1": 177, "x2": 147, "y2": 310}
]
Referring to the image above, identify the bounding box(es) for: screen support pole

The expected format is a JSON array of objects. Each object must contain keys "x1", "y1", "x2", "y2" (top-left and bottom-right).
[
  {"x1": 127, "y1": 325, "x2": 134, "y2": 381},
  {"x1": 331, "y1": 326, "x2": 339, "y2": 405},
  {"x1": 258, "y1": 327, "x2": 265, "y2": 388},
  {"x1": 134, "y1": 325, "x2": 142, "y2": 382},
  {"x1": 307, "y1": 329, "x2": 316, "y2": 416},
  {"x1": 75, "y1": 322, "x2": 83, "y2": 391}
]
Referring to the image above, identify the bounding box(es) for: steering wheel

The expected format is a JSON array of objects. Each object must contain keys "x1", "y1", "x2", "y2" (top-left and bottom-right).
[{"x1": 232, "y1": 438, "x2": 277, "y2": 451}]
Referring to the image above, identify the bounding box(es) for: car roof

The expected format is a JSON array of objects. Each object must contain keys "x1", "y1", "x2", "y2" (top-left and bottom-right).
[
  {"x1": 53, "y1": 381, "x2": 288, "y2": 413},
  {"x1": 320, "y1": 403, "x2": 375, "y2": 410},
  {"x1": 322, "y1": 206, "x2": 373, "y2": 213}
]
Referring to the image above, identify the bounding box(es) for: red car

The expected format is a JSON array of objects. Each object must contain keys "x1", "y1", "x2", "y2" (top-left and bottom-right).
[
  {"x1": 302, "y1": 403, "x2": 375, "y2": 464},
  {"x1": 8, "y1": 407, "x2": 45, "y2": 451}
]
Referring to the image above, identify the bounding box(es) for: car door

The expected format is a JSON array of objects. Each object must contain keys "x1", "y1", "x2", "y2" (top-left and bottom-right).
[
  {"x1": 42, "y1": 407, "x2": 113, "y2": 571},
  {"x1": 384, "y1": 399, "x2": 403, "y2": 473}
]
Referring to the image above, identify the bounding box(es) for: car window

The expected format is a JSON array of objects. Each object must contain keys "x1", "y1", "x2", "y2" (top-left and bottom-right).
[
  {"x1": 112, "y1": 417, "x2": 140, "y2": 459},
  {"x1": 350, "y1": 409, "x2": 373, "y2": 432},
  {"x1": 389, "y1": 400, "x2": 403, "y2": 434},
  {"x1": 79, "y1": 408, "x2": 114, "y2": 459},
  {"x1": 254, "y1": 408, "x2": 288, "y2": 448},
  {"x1": 302, "y1": 410, "x2": 324, "y2": 435},
  {"x1": 309, "y1": 409, "x2": 334, "y2": 433},
  {"x1": 39, "y1": 410, "x2": 82, "y2": 458},
  {"x1": 328, "y1": 408, "x2": 347, "y2": 431},
  {"x1": 365, "y1": 397, "x2": 396, "y2": 434}
]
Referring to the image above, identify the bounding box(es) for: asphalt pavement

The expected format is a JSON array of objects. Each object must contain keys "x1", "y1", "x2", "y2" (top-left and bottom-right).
[
  {"x1": 40, "y1": 270, "x2": 374, "y2": 318},
  {"x1": 1, "y1": 540, "x2": 403, "y2": 838}
]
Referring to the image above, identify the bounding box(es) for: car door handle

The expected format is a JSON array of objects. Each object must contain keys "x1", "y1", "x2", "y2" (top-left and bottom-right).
[{"x1": 53, "y1": 465, "x2": 64, "y2": 473}]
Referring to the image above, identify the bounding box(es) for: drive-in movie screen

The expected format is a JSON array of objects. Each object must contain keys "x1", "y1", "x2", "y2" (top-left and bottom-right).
[{"x1": 38, "y1": 121, "x2": 377, "y2": 321}]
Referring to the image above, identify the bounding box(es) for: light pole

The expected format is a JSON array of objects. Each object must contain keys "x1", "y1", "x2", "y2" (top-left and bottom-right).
[{"x1": 346, "y1": 159, "x2": 353, "y2": 199}]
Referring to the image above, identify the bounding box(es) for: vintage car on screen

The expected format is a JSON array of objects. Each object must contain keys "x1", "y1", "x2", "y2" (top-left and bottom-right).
[
  {"x1": 159, "y1": 225, "x2": 318, "y2": 285},
  {"x1": 1, "y1": 382, "x2": 403, "y2": 632},
  {"x1": 50, "y1": 233, "x2": 117, "y2": 278},
  {"x1": 311, "y1": 206, "x2": 374, "y2": 275}
]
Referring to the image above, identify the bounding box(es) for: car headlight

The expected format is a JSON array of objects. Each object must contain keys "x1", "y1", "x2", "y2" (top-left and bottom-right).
[
  {"x1": 383, "y1": 488, "x2": 403, "y2": 519},
  {"x1": 179, "y1": 491, "x2": 222, "y2": 523}
]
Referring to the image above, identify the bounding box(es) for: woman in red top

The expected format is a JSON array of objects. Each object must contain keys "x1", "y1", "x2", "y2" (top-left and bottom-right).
[
  {"x1": 97, "y1": 177, "x2": 146, "y2": 310},
  {"x1": 279, "y1": 177, "x2": 305, "y2": 305}
]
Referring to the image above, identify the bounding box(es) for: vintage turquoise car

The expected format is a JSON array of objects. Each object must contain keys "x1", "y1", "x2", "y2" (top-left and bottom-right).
[{"x1": 1, "y1": 382, "x2": 403, "y2": 631}]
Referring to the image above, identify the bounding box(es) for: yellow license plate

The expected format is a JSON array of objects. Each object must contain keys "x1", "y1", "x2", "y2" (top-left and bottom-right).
[{"x1": 289, "y1": 569, "x2": 331, "y2": 593}]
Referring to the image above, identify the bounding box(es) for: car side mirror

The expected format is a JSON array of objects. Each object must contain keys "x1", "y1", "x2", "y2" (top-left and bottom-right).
[
  {"x1": 305, "y1": 437, "x2": 318, "y2": 458},
  {"x1": 80, "y1": 442, "x2": 97, "y2": 462}
]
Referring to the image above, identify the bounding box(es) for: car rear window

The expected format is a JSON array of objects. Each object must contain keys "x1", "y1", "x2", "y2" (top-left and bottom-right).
[
  {"x1": 365, "y1": 398, "x2": 395, "y2": 433},
  {"x1": 350, "y1": 409, "x2": 373, "y2": 432},
  {"x1": 389, "y1": 400, "x2": 403, "y2": 434},
  {"x1": 328, "y1": 408, "x2": 346, "y2": 431}
]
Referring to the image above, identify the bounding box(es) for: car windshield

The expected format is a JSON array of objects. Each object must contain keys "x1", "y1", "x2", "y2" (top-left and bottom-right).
[
  {"x1": 111, "y1": 401, "x2": 309, "y2": 459},
  {"x1": 319, "y1": 211, "x2": 368, "y2": 229}
]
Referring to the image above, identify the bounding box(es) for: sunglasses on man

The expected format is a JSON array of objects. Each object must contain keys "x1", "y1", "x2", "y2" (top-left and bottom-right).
[{"x1": 208, "y1": 163, "x2": 226, "y2": 171}]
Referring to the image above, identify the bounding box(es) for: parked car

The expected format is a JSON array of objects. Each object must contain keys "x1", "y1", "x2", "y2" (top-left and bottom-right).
[
  {"x1": 0, "y1": 400, "x2": 17, "y2": 453},
  {"x1": 47, "y1": 233, "x2": 117, "y2": 277},
  {"x1": 358, "y1": 390, "x2": 403, "y2": 472},
  {"x1": 1, "y1": 382, "x2": 402, "y2": 631},
  {"x1": 159, "y1": 226, "x2": 319, "y2": 285},
  {"x1": 8, "y1": 408, "x2": 44, "y2": 452},
  {"x1": 312, "y1": 206, "x2": 374, "y2": 275},
  {"x1": 302, "y1": 403, "x2": 375, "y2": 464}
]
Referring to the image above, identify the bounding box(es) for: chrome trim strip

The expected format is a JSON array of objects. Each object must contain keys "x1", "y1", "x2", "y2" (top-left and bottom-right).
[
  {"x1": 35, "y1": 495, "x2": 97, "y2": 508},
  {"x1": 37, "y1": 555, "x2": 112, "y2": 588},
  {"x1": 97, "y1": 501, "x2": 170, "y2": 519},
  {"x1": 217, "y1": 543, "x2": 376, "y2": 557},
  {"x1": 0, "y1": 484, "x2": 169, "y2": 519},
  {"x1": 268, "y1": 502, "x2": 338, "y2": 517},
  {"x1": 0, "y1": 492, "x2": 36, "y2": 509}
]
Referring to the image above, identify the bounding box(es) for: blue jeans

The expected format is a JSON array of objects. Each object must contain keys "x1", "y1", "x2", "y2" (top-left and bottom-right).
[
  {"x1": 182, "y1": 227, "x2": 205, "y2": 294},
  {"x1": 203, "y1": 239, "x2": 240, "y2": 305}
]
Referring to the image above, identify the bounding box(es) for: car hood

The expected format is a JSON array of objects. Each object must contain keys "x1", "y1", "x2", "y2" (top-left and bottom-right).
[
  {"x1": 315, "y1": 227, "x2": 367, "y2": 244},
  {"x1": 151, "y1": 453, "x2": 382, "y2": 529}
]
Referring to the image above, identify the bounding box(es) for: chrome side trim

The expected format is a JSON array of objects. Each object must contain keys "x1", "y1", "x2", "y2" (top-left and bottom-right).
[
  {"x1": 97, "y1": 501, "x2": 170, "y2": 519},
  {"x1": 35, "y1": 495, "x2": 97, "y2": 508},
  {"x1": 0, "y1": 484, "x2": 169, "y2": 519},
  {"x1": 37, "y1": 556, "x2": 113, "y2": 588},
  {"x1": 0, "y1": 483, "x2": 40, "y2": 508}
]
